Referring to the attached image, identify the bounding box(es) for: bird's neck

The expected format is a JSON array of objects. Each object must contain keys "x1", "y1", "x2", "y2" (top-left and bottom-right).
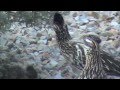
[
  {"x1": 85, "y1": 49, "x2": 101, "y2": 69},
  {"x1": 81, "y1": 47, "x2": 105, "y2": 79}
]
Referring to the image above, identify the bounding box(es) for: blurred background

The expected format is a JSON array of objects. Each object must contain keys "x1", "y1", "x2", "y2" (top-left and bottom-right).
[{"x1": 0, "y1": 11, "x2": 120, "y2": 79}]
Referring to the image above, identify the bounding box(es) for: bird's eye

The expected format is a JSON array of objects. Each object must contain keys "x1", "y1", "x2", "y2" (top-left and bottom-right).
[
  {"x1": 84, "y1": 38, "x2": 95, "y2": 48},
  {"x1": 85, "y1": 38, "x2": 93, "y2": 44}
]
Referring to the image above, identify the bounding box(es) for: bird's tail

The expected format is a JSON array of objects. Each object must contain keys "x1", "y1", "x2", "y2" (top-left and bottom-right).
[{"x1": 53, "y1": 12, "x2": 64, "y2": 28}]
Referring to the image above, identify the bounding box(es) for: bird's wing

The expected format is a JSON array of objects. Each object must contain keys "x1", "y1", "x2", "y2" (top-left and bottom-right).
[
  {"x1": 100, "y1": 50, "x2": 120, "y2": 76},
  {"x1": 68, "y1": 40, "x2": 86, "y2": 70}
]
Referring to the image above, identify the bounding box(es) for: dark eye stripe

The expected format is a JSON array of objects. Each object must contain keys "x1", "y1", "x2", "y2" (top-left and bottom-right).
[
  {"x1": 93, "y1": 41, "x2": 96, "y2": 47},
  {"x1": 93, "y1": 41, "x2": 99, "y2": 49}
]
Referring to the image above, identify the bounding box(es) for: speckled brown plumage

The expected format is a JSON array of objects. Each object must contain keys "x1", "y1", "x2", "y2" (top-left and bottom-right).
[
  {"x1": 78, "y1": 35, "x2": 106, "y2": 79},
  {"x1": 53, "y1": 13, "x2": 86, "y2": 70},
  {"x1": 53, "y1": 12, "x2": 120, "y2": 77}
]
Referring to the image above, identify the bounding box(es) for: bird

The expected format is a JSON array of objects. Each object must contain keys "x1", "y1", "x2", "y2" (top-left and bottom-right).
[
  {"x1": 53, "y1": 12, "x2": 120, "y2": 77},
  {"x1": 78, "y1": 35, "x2": 106, "y2": 79}
]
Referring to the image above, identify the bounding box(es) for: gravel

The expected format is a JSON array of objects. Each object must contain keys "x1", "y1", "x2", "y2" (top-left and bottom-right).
[{"x1": 0, "y1": 11, "x2": 120, "y2": 79}]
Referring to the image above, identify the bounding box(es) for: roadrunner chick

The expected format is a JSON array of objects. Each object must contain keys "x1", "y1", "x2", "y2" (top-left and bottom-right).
[
  {"x1": 53, "y1": 12, "x2": 120, "y2": 76},
  {"x1": 79, "y1": 35, "x2": 106, "y2": 79}
]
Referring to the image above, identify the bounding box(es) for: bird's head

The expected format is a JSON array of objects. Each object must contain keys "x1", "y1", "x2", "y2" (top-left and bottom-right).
[{"x1": 83, "y1": 35, "x2": 101, "y2": 49}]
